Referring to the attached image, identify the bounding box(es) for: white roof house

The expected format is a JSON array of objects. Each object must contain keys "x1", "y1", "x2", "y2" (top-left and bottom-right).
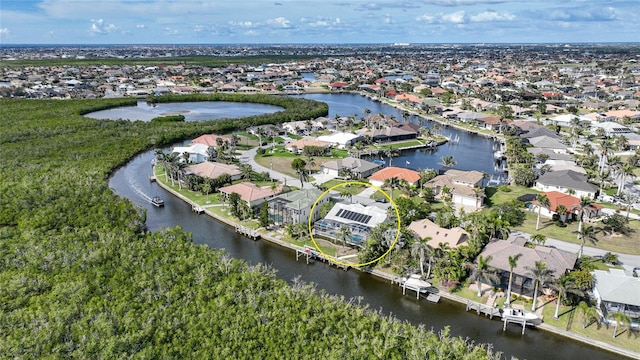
[
  {"x1": 171, "y1": 143, "x2": 210, "y2": 163},
  {"x1": 313, "y1": 203, "x2": 388, "y2": 247},
  {"x1": 317, "y1": 132, "x2": 362, "y2": 149},
  {"x1": 592, "y1": 269, "x2": 640, "y2": 321}
]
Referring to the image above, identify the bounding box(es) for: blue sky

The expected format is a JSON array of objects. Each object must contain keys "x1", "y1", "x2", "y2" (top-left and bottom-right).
[{"x1": 1, "y1": 0, "x2": 638, "y2": 44}]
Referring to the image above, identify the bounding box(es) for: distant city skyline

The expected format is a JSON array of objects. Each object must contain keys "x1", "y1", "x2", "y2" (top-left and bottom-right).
[{"x1": 1, "y1": 0, "x2": 639, "y2": 45}]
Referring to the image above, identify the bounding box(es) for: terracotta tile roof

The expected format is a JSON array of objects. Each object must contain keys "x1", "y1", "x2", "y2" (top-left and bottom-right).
[
  {"x1": 408, "y1": 218, "x2": 469, "y2": 248},
  {"x1": 185, "y1": 161, "x2": 241, "y2": 179},
  {"x1": 219, "y1": 182, "x2": 281, "y2": 202},
  {"x1": 534, "y1": 191, "x2": 579, "y2": 212},
  {"x1": 192, "y1": 134, "x2": 231, "y2": 147},
  {"x1": 368, "y1": 166, "x2": 420, "y2": 184}
]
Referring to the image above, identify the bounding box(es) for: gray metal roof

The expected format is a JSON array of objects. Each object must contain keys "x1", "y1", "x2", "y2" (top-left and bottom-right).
[{"x1": 593, "y1": 269, "x2": 640, "y2": 307}]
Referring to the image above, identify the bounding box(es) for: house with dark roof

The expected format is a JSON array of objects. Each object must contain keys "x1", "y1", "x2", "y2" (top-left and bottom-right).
[
  {"x1": 480, "y1": 235, "x2": 578, "y2": 298},
  {"x1": 359, "y1": 126, "x2": 417, "y2": 143},
  {"x1": 320, "y1": 157, "x2": 382, "y2": 179},
  {"x1": 267, "y1": 189, "x2": 329, "y2": 226},
  {"x1": 534, "y1": 170, "x2": 598, "y2": 199},
  {"x1": 526, "y1": 136, "x2": 569, "y2": 154}
]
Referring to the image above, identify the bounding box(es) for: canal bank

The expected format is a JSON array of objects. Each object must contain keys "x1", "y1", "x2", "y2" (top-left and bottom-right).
[{"x1": 153, "y1": 166, "x2": 638, "y2": 360}]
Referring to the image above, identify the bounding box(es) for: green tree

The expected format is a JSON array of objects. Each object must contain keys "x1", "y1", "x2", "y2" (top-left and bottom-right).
[
  {"x1": 259, "y1": 201, "x2": 270, "y2": 228},
  {"x1": 229, "y1": 192, "x2": 242, "y2": 218},
  {"x1": 525, "y1": 261, "x2": 555, "y2": 311},
  {"x1": 577, "y1": 225, "x2": 601, "y2": 258},
  {"x1": 530, "y1": 233, "x2": 546, "y2": 246},
  {"x1": 551, "y1": 275, "x2": 583, "y2": 319},
  {"x1": 291, "y1": 158, "x2": 308, "y2": 187},
  {"x1": 411, "y1": 236, "x2": 434, "y2": 278},
  {"x1": 577, "y1": 301, "x2": 601, "y2": 329},
  {"x1": 439, "y1": 155, "x2": 457, "y2": 168},
  {"x1": 505, "y1": 253, "x2": 523, "y2": 305},
  {"x1": 535, "y1": 194, "x2": 551, "y2": 231},
  {"x1": 469, "y1": 255, "x2": 499, "y2": 297}
]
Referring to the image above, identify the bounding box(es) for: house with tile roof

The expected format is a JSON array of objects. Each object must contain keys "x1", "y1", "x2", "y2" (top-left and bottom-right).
[
  {"x1": 191, "y1": 134, "x2": 232, "y2": 148},
  {"x1": 534, "y1": 170, "x2": 598, "y2": 199},
  {"x1": 424, "y1": 169, "x2": 485, "y2": 210},
  {"x1": 368, "y1": 166, "x2": 421, "y2": 188},
  {"x1": 285, "y1": 138, "x2": 331, "y2": 154},
  {"x1": 408, "y1": 218, "x2": 469, "y2": 249},
  {"x1": 592, "y1": 269, "x2": 640, "y2": 324},
  {"x1": 185, "y1": 161, "x2": 242, "y2": 181},
  {"x1": 219, "y1": 182, "x2": 281, "y2": 210},
  {"x1": 479, "y1": 235, "x2": 578, "y2": 298},
  {"x1": 320, "y1": 157, "x2": 382, "y2": 179},
  {"x1": 531, "y1": 191, "x2": 602, "y2": 221},
  {"x1": 268, "y1": 189, "x2": 329, "y2": 226}
]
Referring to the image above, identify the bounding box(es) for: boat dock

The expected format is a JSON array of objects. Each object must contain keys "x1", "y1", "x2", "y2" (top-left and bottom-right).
[
  {"x1": 295, "y1": 245, "x2": 350, "y2": 271},
  {"x1": 466, "y1": 301, "x2": 501, "y2": 319},
  {"x1": 392, "y1": 276, "x2": 440, "y2": 302},
  {"x1": 236, "y1": 225, "x2": 260, "y2": 240}
]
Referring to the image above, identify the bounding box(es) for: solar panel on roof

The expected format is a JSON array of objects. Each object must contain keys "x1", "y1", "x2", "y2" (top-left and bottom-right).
[{"x1": 336, "y1": 209, "x2": 372, "y2": 224}]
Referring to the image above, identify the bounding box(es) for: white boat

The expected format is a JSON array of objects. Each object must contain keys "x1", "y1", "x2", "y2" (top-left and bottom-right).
[
  {"x1": 397, "y1": 274, "x2": 432, "y2": 299},
  {"x1": 500, "y1": 307, "x2": 542, "y2": 325},
  {"x1": 151, "y1": 196, "x2": 165, "y2": 207}
]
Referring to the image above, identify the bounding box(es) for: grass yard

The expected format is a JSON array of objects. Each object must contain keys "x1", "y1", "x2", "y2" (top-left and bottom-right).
[{"x1": 540, "y1": 302, "x2": 640, "y2": 353}]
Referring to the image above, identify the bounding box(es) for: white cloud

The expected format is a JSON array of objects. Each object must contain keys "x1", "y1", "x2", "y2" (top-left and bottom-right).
[
  {"x1": 136, "y1": 24, "x2": 146, "y2": 29},
  {"x1": 89, "y1": 19, "x2": 118, "y2": 35},
  {"x1": 442, "y1": 11, "x2": 465, "y2": 23},
  {"x1": 470, "y1": 11, "x2": 515, "y2": 22},
  {"x1": 0, "y1": 28, "x2": 9, "y2": 37},
  {"x1": 416, "y1": 14, "x2": 436, "y2": 23},
  {"x1": 163, "y1": 28, "x2": 178, "y2": 36},
  {"x1": 267, "y1": 17, "x2": 292, "y2": 28},
  {"x1": 229, "y1": 21, "x2": 257, "y2": 28}
]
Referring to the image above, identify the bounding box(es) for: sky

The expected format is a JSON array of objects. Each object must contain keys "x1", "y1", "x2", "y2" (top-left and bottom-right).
[{"x1": 0, "y1": 0, "x2": 638, "y2": 45}]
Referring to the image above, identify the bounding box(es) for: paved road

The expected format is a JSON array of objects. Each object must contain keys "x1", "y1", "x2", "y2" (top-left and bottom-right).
[
  {"x1": 241, "y1": 147, "x2": 640, "y2": 273},
  {"x1": 241, "y1": 147, "x2": 314, "y2": 189},
  {"x1": 512, "y1": 230, "x2": 640, "y2": 273}
]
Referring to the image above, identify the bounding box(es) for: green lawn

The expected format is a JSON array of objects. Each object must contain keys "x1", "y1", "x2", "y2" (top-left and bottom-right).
[{"x1": 540, "y1": 302, "x2": 640, "y2": 353}]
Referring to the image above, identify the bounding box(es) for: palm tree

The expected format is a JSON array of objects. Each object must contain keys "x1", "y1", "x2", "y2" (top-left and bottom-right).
[
  {"x1": 411, "y1": 236, "x2": 434, "y2": 277},
  {"x1": 291, "y1": 158, "x2": 308, "y2": 187},
  {"x1": 571, "y1": 196, "x2": 593, "y2": 239},
  {"x1": 610, "y1": 312, "x2": 630, "y2": 338},
  {"x1": 469, "y1": 255, "x2": 499, "y2": 297},
  {"x1": 577, "y1": 301, "x2": 601, "y2": 329},
  {"x1": 201, "y1": 181, "x2": 212, "y2": 203},
  {"x1": 383, "y1": 176, "x2": 402, "y2": 201},
  {"x1": 338, "y1": 226, "x2": 352, "y2": 247},
  {"x1": 530, "y1": 233, "x2": 546, "y2": 246},
  {"x1": 239, "y1": 163, "x2": 253, "y2": 181},
  {"x1": 577, "y1": 225, "x2": 601, "y2": 258},
  {"x1": 525, "y1": 261, "x2": 555, "y2": 311},
  {"x1": 439, "y1": 155, "x2": 457, "y2": 168},
  {"x1": 551, "y1": 275, "x2": 583, "y2": 319},
  {"x1": 505, "y1": 253, "x2": 523, "y2": 305},
  {"x1": 535, "y1": 194, "x2": 551, "y2": 230}
]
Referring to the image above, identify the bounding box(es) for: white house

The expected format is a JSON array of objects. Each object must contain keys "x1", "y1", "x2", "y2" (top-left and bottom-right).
[
  {"x1": 317, "y1": 132, "x2": 362, "y2": 149},
  {"x1": 171, "y1": 143, "x2": 210, "y2": 163}
]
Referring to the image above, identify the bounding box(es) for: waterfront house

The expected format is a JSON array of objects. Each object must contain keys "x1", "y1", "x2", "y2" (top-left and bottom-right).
[
  {"x1": 268, "y1": 188, "x2": 329, "y2": 225},
  {"x1": 192, "y1": 134, "x2": 232, "y2": 148},
  {"x1": 480, "y1": 235, "x2": 577, "y2": 297},
  {"x1": 313, "y1": 203, "x2": 388, "y2": 247},
  {"x1": 592, "y1": 269, "x2": 640, "y2": 325},
  {"x1": 358, "y1": 126, "x2": 417, "y2": 143},
  {"x1": 368, "y1": 167, "x2": 421, "y2": 188},
  {"x1": 219, "y1": 182, "x2": 281, "y2": 211},
  {"x1": 320, "y1": 157, "x2": 382, "y2": 179},
  {"x1": 184, "y1": 161, "x2": 242, "y2": 181},
  {"x1": 171, "y1": 143, "x2": 210, "y2": 163},
  {"x1": 534, "y1": 170, "x2": 598, "y2": 199},
  {"x1": 408, "y1": 218, "x2": 469, "y2": 248},
  {"x1": 316, "y1": 132, "x2": 362, "y2": 149}
]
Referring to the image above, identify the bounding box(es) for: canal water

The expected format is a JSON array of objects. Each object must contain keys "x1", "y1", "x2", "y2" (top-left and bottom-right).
[{"x1": 107, "y1": 94, "x2": 622, "y2": 360}]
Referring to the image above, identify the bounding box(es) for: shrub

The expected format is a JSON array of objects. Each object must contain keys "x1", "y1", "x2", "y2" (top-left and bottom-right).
[{"x1": 498, "y1": 184, "x2": 512, "y2": 192}]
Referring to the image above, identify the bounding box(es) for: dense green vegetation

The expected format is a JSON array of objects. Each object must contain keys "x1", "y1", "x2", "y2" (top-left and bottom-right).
[{"x1": 0, "y1": 97, "x2": 497, "y2": 358}]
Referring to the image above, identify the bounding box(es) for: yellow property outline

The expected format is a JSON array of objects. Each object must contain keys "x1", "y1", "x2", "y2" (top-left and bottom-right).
[{"x1": 307, "y1": 181, "x2": 401, "y2": 267}]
